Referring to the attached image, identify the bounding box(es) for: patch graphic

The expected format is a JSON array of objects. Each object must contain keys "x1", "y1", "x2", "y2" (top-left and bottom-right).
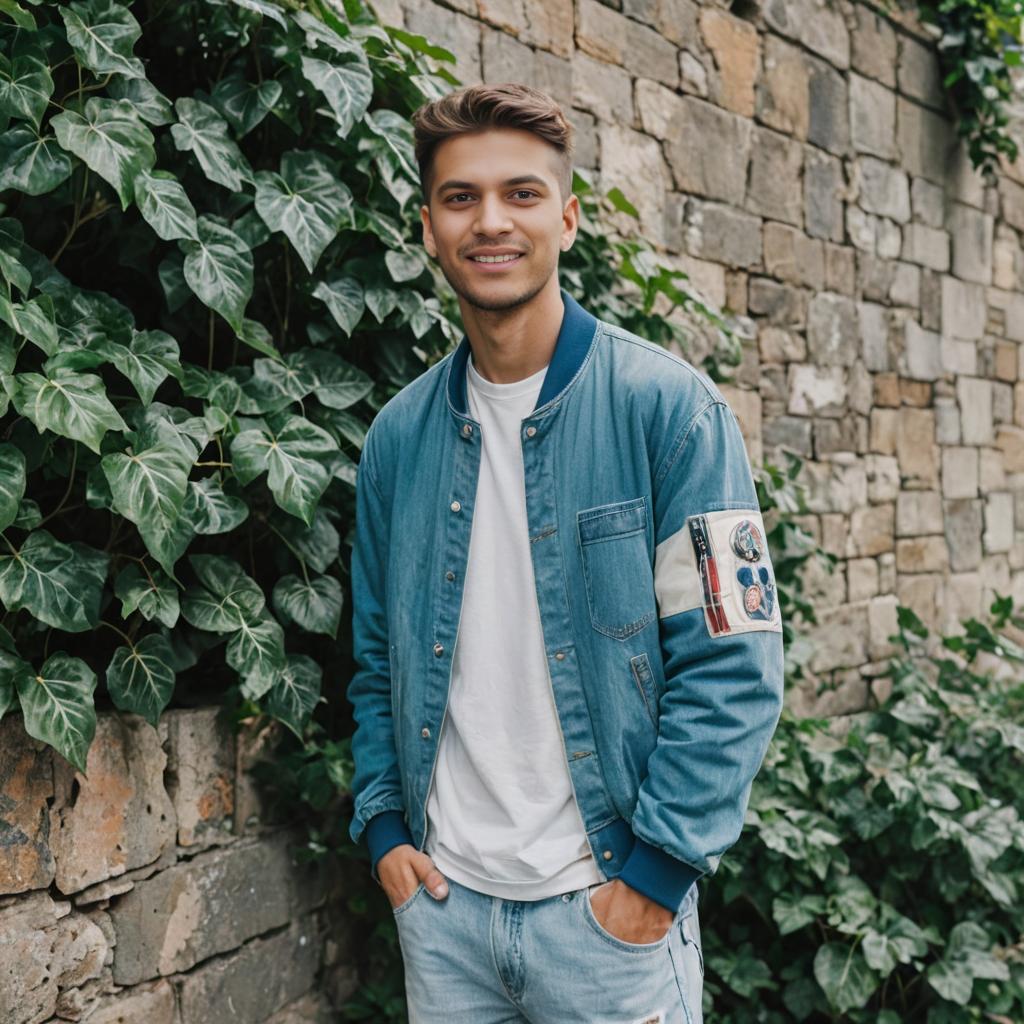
[
  {"x1": 628, "y1": 1014, "x2": 665, "y2": 1024},
  {"x1": 737, "y1": 565, "x2": 776, "y2": 621},
  {"x1": 730, "y1": 518, "x2": 764, "y2": 562},
  {"x1": 688, "y1": 514, "x2": 730, "y2": 635}
]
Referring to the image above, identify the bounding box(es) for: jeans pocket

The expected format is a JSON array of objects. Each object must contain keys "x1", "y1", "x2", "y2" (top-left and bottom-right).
[
  {"x1": 392, "y1": 880, "x2": 426, "y2": 917},
  {"x1": 581, "y1": 882, "x2": 673, "y2": 954}
]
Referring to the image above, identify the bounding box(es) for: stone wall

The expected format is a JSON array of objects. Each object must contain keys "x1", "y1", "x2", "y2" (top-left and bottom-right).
[
  {"x1": 373, "y1": 0, "x2": 1024, "y2": 711},
  {"x1": 0, "y1": 711, "x2": 357, "y2": 1023}
]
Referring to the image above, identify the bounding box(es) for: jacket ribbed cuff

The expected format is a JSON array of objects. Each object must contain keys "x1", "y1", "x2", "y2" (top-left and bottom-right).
[
  {"x1": 365, "y1": 810, "x2": 414, "y2": 883},
  {"x1": 619, "y1": 835, "x2": 701, "y2": 914}
]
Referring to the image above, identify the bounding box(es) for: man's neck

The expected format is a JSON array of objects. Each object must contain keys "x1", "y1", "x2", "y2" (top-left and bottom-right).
[{"x1": 460, "y1": 277, "x2": 563, "y2": 385}]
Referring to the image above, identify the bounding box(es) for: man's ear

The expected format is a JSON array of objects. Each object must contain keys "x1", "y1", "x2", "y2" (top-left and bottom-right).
[
  {"x1": 560, "y1": 193, "x2": 580, "y2": 252},
  {"x1": 420, "y1": 203, "x2": 436, "y2": 258}
]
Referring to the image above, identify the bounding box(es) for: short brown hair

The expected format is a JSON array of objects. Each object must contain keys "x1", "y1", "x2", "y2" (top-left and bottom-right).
[{"x1": 411, "y1": 82, "x2": 575, "y2": 205}]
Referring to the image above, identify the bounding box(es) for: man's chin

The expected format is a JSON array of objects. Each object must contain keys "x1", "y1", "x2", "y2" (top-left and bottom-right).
[{"x1": 448, "y1": 270, "x2": 550, "y2": 314}]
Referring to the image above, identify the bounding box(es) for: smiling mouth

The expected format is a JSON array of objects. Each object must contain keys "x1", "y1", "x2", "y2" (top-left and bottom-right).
[{"x1": 467, "y1": 253, "x2": 524, "y2": 264}]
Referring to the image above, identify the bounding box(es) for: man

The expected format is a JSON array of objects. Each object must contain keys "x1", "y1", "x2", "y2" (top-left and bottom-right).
[{"x1": 347, "y1": 82, "x2": 785, "y2": 1024}]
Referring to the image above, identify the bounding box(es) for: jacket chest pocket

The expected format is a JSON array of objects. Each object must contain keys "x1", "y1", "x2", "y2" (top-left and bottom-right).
[{"x1": 576, "y1": 496, "x2": 656, "y2": 640}]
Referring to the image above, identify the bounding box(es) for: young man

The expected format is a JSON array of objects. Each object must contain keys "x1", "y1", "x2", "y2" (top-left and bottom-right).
[{"x1": 347, "y1": 82, "x2": 785, "y2": 1024}]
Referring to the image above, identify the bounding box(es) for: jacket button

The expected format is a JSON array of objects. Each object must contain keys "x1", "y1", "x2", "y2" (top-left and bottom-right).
[
  {"x1": 450, "y1": 500, "x2": 461, "y2": 512},
  {"x1": 445, "y1": 571, "x2": 455, "y2": 581},
  {"x1": 421, "y1": 727, "x2": 430, "y2": 739},
  {"x1": 525, "y1": 425, "x2": 537, "y2": 438},
  {"x1": 554, "y1": 650, "x2": 565, "y2": 660},
  {"x1": 603, "y1": 850, "x2": 613, "y2": 861},
  {"x1": 462, "y1": 423, "x2": 473, "y2": 436},
  {"x1": 433, "y1": 642, "x2": 444, "y2": 656}
]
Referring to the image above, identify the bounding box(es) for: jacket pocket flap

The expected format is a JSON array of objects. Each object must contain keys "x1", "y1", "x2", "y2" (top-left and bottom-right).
[{"x1": 577, "y1": 496, "x2": 647, "y2": 544}]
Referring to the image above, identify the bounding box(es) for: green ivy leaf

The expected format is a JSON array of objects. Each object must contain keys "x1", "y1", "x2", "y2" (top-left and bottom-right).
[
  {"x1": 107, "y1": 76, "x2": 174, "y2": 125},
  {"x1": 926, "y1": 960, "x2": 974, "y2": 1006},
  {"x1": 772, "y1": 892, "x2": 826, "y2": 936},
  {"x1": 254, "y1": 149, "x2": 353, "y2": 273},
  {"x1": 0, "y1": 125, "x2": 73, "y2": 196},
  {"x1": 229, "y1": 610, "x2": 285, "y2": 699},
  {"x1": 299, "y1": 52, "x2": 373, "y2": 140},
  {"x1": 12, "y1": 497, "x2": 40, "y2": 530},
  {"x1": 0, "y1": 1, "x2": 36, "y2": 30},
  {"x1": 0, "y1": 53, "x2": 53, "y2": 128},
  {"x1": 59, "y1": 0, "x2": 146, "y2": 79},
  {"x1": 0, "y1": 293, "x2": 58, "y2": 354},
  {"x1": 237, "y1": 317, "x2": 281, "y2": 359},
  {"x1": 180, "y1": 554, "x2": 264, "y2": 633},
  {"x1": 264, "y1": 653, "x2": 321, "y2": 738},
  {"x1": 102, "y1": 328, "x2": 181, "y2": 404},
  {"x1": 384, "y1": 247, "x2": 427, "y2": 284},
  {"x1": 114, "y1": 562, "x2": 179, "y2": 628},
  {"x1": 230, "y1": 415, "x2": 336, "y2": 525},
  {"x1": 226, "y1": 0, "x2": 288, "y2": 26},
  {"x1": 273, "y1": 573, "x2": 342, "y2": 637},
  {"x1": 270, "y1": 506, "x2": 339, "y2": 574},
  {"x1": 180, "y1": 216, "x2": 253, "y2": 333},
  {"x1": 171, "y1": 96, "x2": 253, "y2": 191},
  {"x1": 12, "y1": 368, "x2": 127, "y2": 452},
  {"x1": 184, "y1": 476, "x2": 249, "y2": 535},
  {"x1": 14, "y1": 652, "x2": 97, "y2": 773},
  {"x1": 211, "y1": 70, "x2": 282, "y2": 137},
  {"x1": 101, "y1": 440, "x2": 194, "y2": 576},
  {"x1": 0, "y1": 441, "x2": 26, "y2": 531},
  {"x1": 52, "y1": 97, "x2": 156, "y2": 210},
  {"x1": 0, "y1": 647, "x2": 29, "y2": 722},
  {"x1": 293, "y1": 348, "x2": 372, "y2": 410},
  {"x1": 133, "y1": 169, "x2": 198, "y2": 242},
  {"x1": 813, "y1": 943, "x2": 878, "y2": 1013},
  {"x1": 106, "y1": 633, "x2": 175, "y2": 727},
  {"x1": 312, "y1": 272, "x2": 364, "y2": 337}
]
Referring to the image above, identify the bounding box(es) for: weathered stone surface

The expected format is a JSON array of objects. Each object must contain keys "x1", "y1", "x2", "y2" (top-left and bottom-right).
[
  {"x1": 856, "y1": 156, "x2": 910, "y2": 223},
  {"x1": 941, "y1": 277, "x2": 987, "y2": 340},
  {"x1": 805, "y1": 147, "x2": 845, "y2": 242},
  {"x1": 941, "y1": 446, "x2": 979, "y2": 499},
  {"x1": 761, "y1": 223, "x2": 822, "y2": 288},
  {"x1": 682, "y1": 199, "x2": 762, "y2": 268},
  {"x1": 0, "y1": 717, "x2": 55, "y2": 896},
  {"x1": 944, "y1": 498, "x2": 984, "y2": 571},
  {"x1": 404, "y1": 0, "x2": 481, "y2": 82},
  {"x1": 807, "y1": 58, "x2": 849, "y2": 156},
  {"x1": 578, "y1": 0, "x2": 679, "y2": 85},
  {"x1": 903, "y1": 320, "x2": 942, "y2": 380},
  {"x1": 983, "y1": 492, "x2": 1014, "y2": 553},
  {"x1": 623, "y1": 0, "x2": 700, "y2": 48},
  {"x1": 957, "y1": 376, "x2": 994, "y2": 445},
  {"x1": 663, "y1": 95, "x2": 751, "y2": 203},
  {"x1": 896, "y1": 407, "x2": 938, "y2": 488},
  {"x1": 947, "y1": 202, "x2": 993, "y2": 285},
  {"x1": 482, "y1": 35, "x2": 572, "y2": 113},
  {"x1": 911, "y1": 176, "x2": 945, "y2": 228},
  {"x1": 80, "y1": 980, "x2": 176, "y2": 1024},
  {"x1": 826, "y1": 240, "x2": 856, "y2": 294},
  {"x1": 870, "y1": 407, "x2": 897, "y2": 455},
  {"x1": 109, "y1": 831, "x2": 325, "y2": 985},
  {"x1": 572, "y1": 52, "x2": 634, "y2": 124},
  {"x1": 901, "y1": 223, "x2": 950, "y2": 271},
  {"x1": 851, "y1": 5, "x2": 897, "y2": 88},
  {"x1": 700, "y1": 8, "x2": 758, "y2": 117},
  {"x1": 866, "y1": 453, "x2": 900, "y2": 502},
  {"x1": 749, "y1": 277, "x2": 807, "y2": 327},
  {"x1": 995, "y1": 425, "x2": 1024, "y2": 473},
  {"x1": 762, "y1": 0, "x2": 850, "y2": 70},
  {"x1": 897, "y1": 97, "x2": 955, "y2": 184},
  {"x1": 598, "y1": 122, "x2": 670, "y2": 246},
  {"x1": 759, "y1": 326, "x2": 807, "y2": 363},
  {"x1": 850, "y1": 73, "x2": 895, "y2": 159},
  {"x1": 807, "y1": 292, "x2": 858, "y2": 366},
  {"x1": 476, "y1": 0, "x2": 526, "y2": 34},
  {"x1": 897, "y1": 574, "x2": 941, "y2": 631},
  {"x1": 897, "y1": 34, "x2": 944, "y2": 109},
  {"x1": 896, "y1": 490, "x2": 944, "y2": 536},
  {"x1": 788, "y1": 364, "x2": 846, "y2": 417},
  {"x1": 161, "y1": 708, "x2": 235, "y2": 849},
  {"x1": 763, "y1": 414, "x2": 813, "y2": 456},
  {"x1": 896, "y1": 536, "x2": 949, "y2": 573},
  {"x1": 263, "y1": 990, "x2": 336, "y2": 1024},
  {"x1": 757, "y1": 35, "x2": 808, "y2": 138},
  {"x1": 520, "y1": 0, "x2": 574, "y2": 56},
  {"x1": 999, "y1": 176, "x2": 1024, "y2": 233},
  {"x1": 848, "y1": 557, "x2": 880, "y2": 601},
  {"x1": 49, "y1": 714, "x2": 176, "y2": 895},
  {"x1": 746, "y1": 126, "x2": 804, "y2": 225},
  {"x1": 848, "y1": 504, "x2": 895, "y2": 557},
  {"x1": 808, "y1": 603, "x2": 869, "y2": 673},
  {"x1": 868, "y1": 594, "x2": 900, "y2": 659},
  {"x1": 173, "y1": 916, "x2": 322, "y2": 1024}
]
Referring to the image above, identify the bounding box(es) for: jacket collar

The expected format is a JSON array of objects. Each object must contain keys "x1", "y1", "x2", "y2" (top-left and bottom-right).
[{"x1": 445, "y1": 286, "x2": 599, "y2": 417}]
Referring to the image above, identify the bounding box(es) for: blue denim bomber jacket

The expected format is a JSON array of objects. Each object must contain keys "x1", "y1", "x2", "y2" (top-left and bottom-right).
[{"x1": 347, "y1": 287, "x2": 785, "y2": 914}]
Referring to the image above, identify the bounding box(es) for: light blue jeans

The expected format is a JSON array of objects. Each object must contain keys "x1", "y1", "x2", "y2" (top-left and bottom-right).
[{"x1": 392, "y1": 876, "x2": 705, "y2": 1024}]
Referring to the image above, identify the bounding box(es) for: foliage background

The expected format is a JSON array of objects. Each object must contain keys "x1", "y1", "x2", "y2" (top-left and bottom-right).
[{"x1": 0, "y1": 0, "x2": 1020, "y2": 1021}]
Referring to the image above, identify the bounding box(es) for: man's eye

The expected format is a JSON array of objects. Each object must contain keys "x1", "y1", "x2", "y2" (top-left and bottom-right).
[
  {"x1": 513, "y1": 190, "x2": 537, "y2": 199},
  {"x1": 448, "y1": 193, "x2": 472, "y2": 202}
]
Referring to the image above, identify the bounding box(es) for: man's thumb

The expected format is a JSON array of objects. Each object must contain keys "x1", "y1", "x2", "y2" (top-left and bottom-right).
[{"x1": 422, "y1": 866, "x2": 449, "y2": 900}]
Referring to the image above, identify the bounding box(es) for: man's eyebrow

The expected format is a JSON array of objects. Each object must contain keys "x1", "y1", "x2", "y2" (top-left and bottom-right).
[{"x1": 435, "y1": 175, "x2": 550, "y2": 192}]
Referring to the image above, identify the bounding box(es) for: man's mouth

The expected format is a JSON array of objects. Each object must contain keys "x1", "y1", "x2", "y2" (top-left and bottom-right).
[{"x1": 467, "y1": 253, "x2": 524, "y2": 265}]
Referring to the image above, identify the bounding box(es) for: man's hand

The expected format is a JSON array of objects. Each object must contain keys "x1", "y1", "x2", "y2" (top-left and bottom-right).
[
  {"x1": 589, "y1": 879, "x2": 674, "y2": 944},
  {"x1": 378, "y1": 844, "x2": 449, "y2": 909}
]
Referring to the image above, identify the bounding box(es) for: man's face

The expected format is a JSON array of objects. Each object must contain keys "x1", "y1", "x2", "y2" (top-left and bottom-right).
[{"x1": 420, "y1": 128, "x2": 579, "y2": 313}]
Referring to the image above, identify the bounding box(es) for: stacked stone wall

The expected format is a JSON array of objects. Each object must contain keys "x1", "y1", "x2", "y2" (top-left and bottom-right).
[
  {"x1": 373, "y1": 0, "x2": 1024, "y2": 710},
  {"x1": 0, "y1": 711, "x2": 357, "y2": 1023}
]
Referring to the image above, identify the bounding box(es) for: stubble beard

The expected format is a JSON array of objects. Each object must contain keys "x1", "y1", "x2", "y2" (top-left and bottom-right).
[{"x1": 439, "y1": 249, "x2": 557, "y2": 314}]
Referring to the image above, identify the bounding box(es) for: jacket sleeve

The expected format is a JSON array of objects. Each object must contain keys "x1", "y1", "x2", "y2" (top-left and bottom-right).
[
  {"x1": 617, "y1": 397, "x2": 785, "y2": 913},
  {"x1": 346, "y1": 418, "x2": 414, "y2": 880}
]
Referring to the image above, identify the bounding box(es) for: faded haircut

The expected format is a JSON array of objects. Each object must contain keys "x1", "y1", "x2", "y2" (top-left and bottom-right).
[{"x1": 411, "y1": 82, "x2": 576, "y2": 205}]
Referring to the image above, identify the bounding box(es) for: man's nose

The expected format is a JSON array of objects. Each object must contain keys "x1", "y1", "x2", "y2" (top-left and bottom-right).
[{"x1": 472, "y1": 194, "x2": 513, "y2": 236}]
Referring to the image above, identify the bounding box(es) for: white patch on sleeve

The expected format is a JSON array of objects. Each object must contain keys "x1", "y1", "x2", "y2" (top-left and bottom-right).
[{"x1": 657, "y1": 508, "x2": 782, "y2": 636}]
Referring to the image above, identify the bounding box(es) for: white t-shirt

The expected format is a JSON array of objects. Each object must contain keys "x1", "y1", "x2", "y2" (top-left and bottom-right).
[{"x1": 423, "y1": 352, "x2": 603, "y2": 900}]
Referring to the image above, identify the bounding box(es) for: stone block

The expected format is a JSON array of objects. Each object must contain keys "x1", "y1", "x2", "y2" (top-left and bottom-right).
[
  {"x1": 856, "y1": 156, "x2": 910, "y2": 223},
  {"x1": 161, "y1": 708, "x2": 235, "y2": 849},
  {"x1": 942, "y1": 277, "x2": 987, "y2": 340},
  {"x1": 870, "y1": 408, "x2": 897, "y2": 455},
  {"x1": 174, "y1": 916, "x2": 322, "y2": 1024},
  {"x1": 700, "y1": 8, "x2": 759, "y2": 116},
  {"x1": 848, "y1": 557, "x2": 880, "y2": 601},
  {"x1": 877, "y1": 217, "x2": 902, "y2": 260},
  {"x1": 404, "y1": 0, "x2": 481, "y2": 82},
  {"x1": 957, "y1": 376, "x2": 994, "y2": 445},
  {"x1": 746, "y1": 125, "x2": 804, "y2": 225},
  {"x1": 873, "y1": 373, "x2": 900, "y2": 407},
  {"x1": 748, "y1": 277, "x2": 807, "y2": 327},
  {"x1": 757, "y1": 35, "x2": 808, "y2": 138},
  {"x1": 890, "y1": 261, "x2": 921, "y2": 307},
  {"x1": 850, "y1": 73, "x2": 896, "y2": 159},
  {"x1": 994, "y1": 341, "x2": 1018, "y2": 382},
  {"x1": 826, "y1": 241, "x2": 856, "y2": 293},
  {"x1": 995, "y1": 425, "x2": 1024, "y2": 472},
  {"x1": 682, "y1": 199, "x2": 762, "y2": 268},
  {"x1": 934, "y1": 395, "x2": 961, "y2": 443},
  {"x1": 264, "y1": 990, "x2": 337, "y2": 1024},
  {"x1": 897, "y1": 97, "x2": 955, "y2": 184},
  {"x1": 623, "y1": 0, "x2": 700, "y2": 48},
  {"x1": 848, "y1": 504, "x2": 895, "y2": 557},
  {"x1": 520, "y1": 0, "x2": 574, "y2": 56},
  {"x1": 807, "y1": 58, "x2": 849, "y2": 156},
  {"x1": 805, "y1": 147, "x2": 845, "y2": 242},
  {"x1": 637, "y1": 79, "x2": 681, "y2": 141},
  {"x1": 911, "y1": 176, "x2": 945, "y2": 228},
  {"x1": 851, "y1": 5, "x2": 897, "y2": 87},
  {"x1": 868, "y1": 594, "x2": 900, "y2": 658},
  {"x1": 788, "y1": 364, "x2": 846, "y2": 417},
  {"x1": 896, "y1": 536, "x2": 949, "y2": 573},
  {"x1": 599, "y1": 122, "x2": 670, "y2": 246},
  {"x1": 572, "y1": 52, "x2": 634, "y2": 124},
  {"x1": 848, "y1": 360, "x2": 873, "y2": 417},
  {"x1": 999, "y1": 176, "x2": 1024, "y2": 233},
  {"x1": 896, "y1": 407, "x2": 938, "y2": 488},
  {"x1": 896, "y1": 490, "x2": 943, "y2": 536},
  {"x1": 846, "y1": 205, "x2": 876, "y2": 253},
  {"x1": 901, "y1": 223, "x2": 950, "y2": 271},
  {"x1": 759, "y1": 326, "x2": 806, "y2": 364},
  {"x1": 899, "y1": 378, "x2": 932, "y2": 407},
  {"x1": 944, "y1": 498, "x2": 984, "y2": 571},
  {"x1": 763, "y1": 223, "x2": 824, "y2": 288},
  {"x1": 992, "y1": 232, "x2": 1020, "y2": 291},
  {"x1": 476, "y1": 0, "x2": 526, "y2": 33},
  {"x1": 679, "y1": 49, "x2": 709, "y2": 97},
  {"x1": 49, "y1": 714, "x2": 175, "y2": 895},
  {"x1": 897, "y1": 34, "x2": 944, "y2": 109},
  {"x1": 947, "y1": 202, "x2": 994, "y2": 285},
  {"x1": 983, "y1": 492, "x2": 1014, "y2": 553},
  {"x1": 821, "y1": 512, "x2": 850, "y2": 556},
  {"x1": 762, "y1": 0, "x2": 850, "y2": 70},
  {"x1": 858, "y1": 300, "x2": 891, "y2": 371},
  {"x1": 808, "y1": 603, "x2": 869, "y2": 673},
  {"x1": 940, "y1": 336, "x2": 976, "y2": 376},
  {"x1": 866, "y1": 453, "x2": 900, "y2": 502},
  {"x1": 576, "y1": 0, "x2": 627, "y2": 65},
  {"x1": 941, "y1": 446, "x2": 979, "y2": 500},
  {"x1": 0, "y1": 717, "x2": 55, "y2": 896},
  {"x1": 897, "y1": 573, "x2": 940, "y2": 629},
  {"x1": 901, "y1": 320, "x2": 942, "y2": 381},
  {"x1": 109, "y1": 831, "x2": 326, "y2": 985},
  {"x1": 807, "y1": 292, "x2": 858, "y2": 366},
  {"x1": 664, "y1": 96, "x2": 751, "y2": 204},
  {"x1": 80, "y1": 980, "x2": 176, "y2": 1024},
  {"x1": 813, "y1": 416, "x2": 860, "y2": 455},
  {"x1": 763, "y1": 414, "x2": 812, "y2": 456},
  {"x1": 979, "y1": 446, "x2": 1007, "y2": 491}
]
